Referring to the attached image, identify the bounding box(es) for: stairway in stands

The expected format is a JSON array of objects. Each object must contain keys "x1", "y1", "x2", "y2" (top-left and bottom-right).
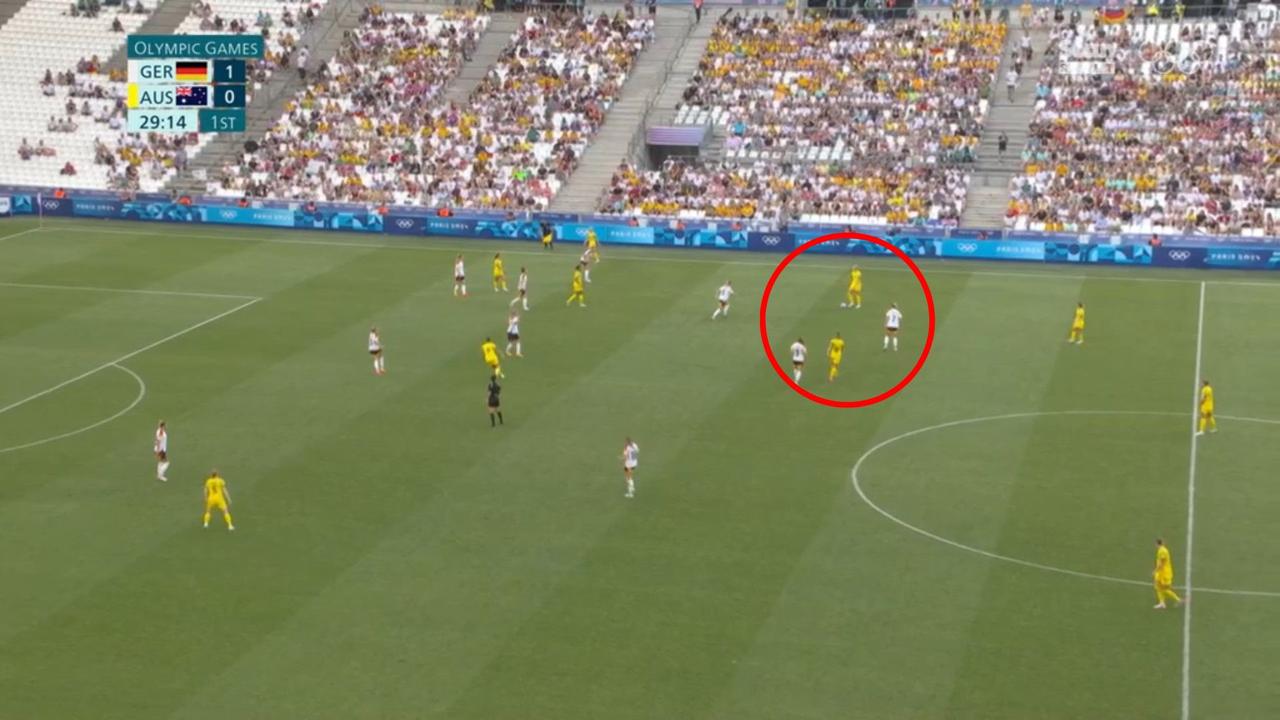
[
  {"x1": 441, "y1": 11, "x2": 518, "y2": 105},
  {"x1": 959, "y1": 25, "x2": 1052, "y2": 230},
  {"x1": 102, "y1": 0, "x2": 195, "y2": 75},
  {"x1": 548, "y1": 6, "x2": 694, "y2": 214}
]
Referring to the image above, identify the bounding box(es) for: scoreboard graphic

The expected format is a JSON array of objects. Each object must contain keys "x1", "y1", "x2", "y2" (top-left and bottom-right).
[{"x1": 125, "y1": 35, "x2": 264, "y2": 134}]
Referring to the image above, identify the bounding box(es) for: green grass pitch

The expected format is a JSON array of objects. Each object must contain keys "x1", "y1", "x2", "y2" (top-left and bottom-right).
[{"x1": 2, "y1": 217, "x2": 1280, "y2": 719}]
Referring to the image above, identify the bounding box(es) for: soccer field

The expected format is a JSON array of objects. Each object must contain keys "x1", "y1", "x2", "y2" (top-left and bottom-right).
[{"x1": 4, "y1": 217, "x2": 1280, "y2": 719}]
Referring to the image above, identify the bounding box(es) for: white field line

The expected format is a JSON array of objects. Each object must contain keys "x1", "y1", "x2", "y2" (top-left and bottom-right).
[
  {"x1": 0, "y1": 296, "x2": 261, "y2": 417},
  {"x1": 0, "y1": 364, "x2": 145, "y2": 454},
  {"x1": 28, "y1": 223, "x2": 1280, "y2": 289},
  {"x1": 850, "y1": 408, "x2": 1280, "y2": 600},
  {"x1": 0, "y1": 227, "x2": 41, "y2": 244},
  {"x1": 1181, "y1": 281, "x2": 1206, "y2": 720},
  {"x1": 0, "y1": 280, "x2": 259, "y2": 301}
]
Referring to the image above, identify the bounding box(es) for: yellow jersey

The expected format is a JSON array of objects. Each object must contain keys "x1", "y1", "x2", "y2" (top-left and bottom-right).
[
  {"x1": 493, "y1": 258, "x2": 504, "y2": 277},
  {"x1": 1201, "y1": 385, "x2": 1214, "y2": 410},
  {"x1": 1073, "y1": 307, "x2": 1085, "y2": 328},
  {"x1": 481, "y1": 341, "x2": 498, "y2": 363},
  {"x1": 571, "y1": 269, "x2": 584, "y2": 292},
  {"x1": 828, "y1": 337, "x2": 845, "y2": 360},
  {"x1": 849, "y1": 268, "x2": 862, "y2": 290},
  {"x1": 586, "y1": 231, "x2": 598, "y2": 249},
  {"x1": 1155, "y1": 545, "x2": 1173, "y2": 581},
  {"x1": 204, "y1": 475, "x2": 226, "y2": 501}
]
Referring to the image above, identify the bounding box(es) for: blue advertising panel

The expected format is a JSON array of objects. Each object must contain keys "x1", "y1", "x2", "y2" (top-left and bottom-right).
[
  {"x1": 71, "y1": 198, "x2": 124, "y2": 218},
  {"x1": 1203, "y1": 247, "x2": 1280, "y2": 270},
  {"x1": 747, "y1": 231, "x2": 791, "y2": 252},
  {"x1": 38, "y1": 196, "x2": 75, "y2": 217},
  {"x1": 201, "y1": 206, "x2": 293, "y2": 227},
  {"x1": 385, "y1": 214, "x2": 425, "y2": 236},
  {"x1": 294, "y1": 208, "x2": 382, "y2": 232},
  {"x1": 560, "y1": 222, "x2": 656, "y2": 246},
  {"x1": 934, "y1": 238, "x2": 1045, "y2": 261},
  {"x1": 1044, "y1": 241, "x2": 1151, "y2": 265}
]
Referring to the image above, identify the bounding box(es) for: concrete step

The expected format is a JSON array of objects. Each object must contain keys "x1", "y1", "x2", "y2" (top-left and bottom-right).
[
  {"x1": 104, "y1": 0, "x2": 196, "y2": 75},
  {"x1": 549, "y1": 7, "x2": 693, "y2": 213},
  {"x1": 0, "y1": 0, "x2": 30, "y2": 28},
  {"x1": 443, "y1": 13, "x2": 521, "y2": 105}
]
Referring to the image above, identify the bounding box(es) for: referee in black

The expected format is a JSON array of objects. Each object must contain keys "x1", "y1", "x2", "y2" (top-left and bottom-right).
[{"x1": 487, "y1": 374, "x2": 504, "y2": 427}]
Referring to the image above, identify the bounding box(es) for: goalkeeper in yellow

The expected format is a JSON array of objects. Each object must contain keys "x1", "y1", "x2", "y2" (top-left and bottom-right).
[
  {"x1": 1153, "y1": 538, "x2": 1181, "y2": 609},
  {"x1": 1197, "y1": 379, "x2": 1216, "y2": 435},
  {"x1": 1067, "y1": 302, "x2": 1085, "y2": 344},
  {"x1": 841, "y1": 266, "x2": 863, "y2": 309},
  {"x1": 566, "y1": 262, "x2": 586, "y2": 307},
  {"x1": 827, "y1": 332, "x2": 845, "y2": 382},
  {"x1": 202, "y1": 470, "x2": 234, "y2": 531}
]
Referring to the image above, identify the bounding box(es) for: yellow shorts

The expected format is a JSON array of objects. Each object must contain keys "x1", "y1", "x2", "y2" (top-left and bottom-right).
[
  {"x1": 485, "y1": 357, "x2": 499, "y2": 368},
  {"x1": 830, "y1": 355, "x2": 842, "y2": 366},
  {"x1": 206, "y1": 497, "x2": 228, "y2": 513},
  {"x1": 1072, "y1": 323, "x2": 1084, "y2": 332}
]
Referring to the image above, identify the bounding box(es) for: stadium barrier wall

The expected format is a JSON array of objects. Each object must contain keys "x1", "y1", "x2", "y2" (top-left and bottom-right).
[{"x1": 3, "y1": 188, "x2": 1280, "y2": 271}]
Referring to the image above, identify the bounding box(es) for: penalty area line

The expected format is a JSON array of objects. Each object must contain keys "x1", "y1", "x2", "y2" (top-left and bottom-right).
[{"x1": 0, "y1": 296, "x2": 261, "y2": 417}]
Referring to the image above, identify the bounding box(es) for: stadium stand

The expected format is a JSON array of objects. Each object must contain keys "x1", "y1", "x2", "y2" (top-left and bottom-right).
[
  {"x1": 0, "y1": 0, "x2": 151, "y2": 189},
  {"x1": 600, "y1": 13, "x2": 1006, "y2": 224},
  {"x1": 1008, "y1": 17, "x2": 1280, "y2": 235},
  {"x1": 212, "y1": 8, "x2": 654, "y2": 208}
]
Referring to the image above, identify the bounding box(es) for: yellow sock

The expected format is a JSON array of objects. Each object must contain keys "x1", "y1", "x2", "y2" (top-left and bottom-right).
[
  {"x1": 1208, "y1": 416, "x2": 1216, "y2": 431},
  {"x1": 854, "y1": 293, "x2": 861, "y2": 307},
  {"x1": 1199, "y1": 416, "x2": 1207, "y2": 432},
  {"x1": 829, "y1": 366, "x2": 837, "y2": 381},
  {"x1": 1164, "y1": 588, "x2": 1181, "y2": 604},
  {"x1": 224, "y1": 512, "x2": 234, "y2": 528},
  {"x1": 202, "y1": 511, "x2": 211, "y2": 525}
]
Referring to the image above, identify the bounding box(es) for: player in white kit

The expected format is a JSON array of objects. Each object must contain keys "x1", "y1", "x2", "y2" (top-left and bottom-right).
[
  {"x1": 369, "y1": 327, "x2": 385, "y2": 375},
  {"x1": 453, "y1": 254, "x2": 467, "y2": 297},
  {"x1": 580, "y1": 247, "x2": 594, "y2": 283},
  {"x1": 884, "y1": 304, "x2": 903, "y2": 351},
  {"x1": 711, "y1": 280, "x2": 734, "y2": 319},
  {"x1": 505, "y1": 310, "x2": 523, "y2": 357},
  {"x1": 790, "y1": 338, "x2": 807, "y2": 383},
  {"x1": 509, "y1": 267, "x2": 530, "y2": 310},
  {"x1": 622, "y1": 437, "x2": 639, "y2": 498},
  {"x1": 154, "y1": 420, "x2": 169, "y2": 482}
]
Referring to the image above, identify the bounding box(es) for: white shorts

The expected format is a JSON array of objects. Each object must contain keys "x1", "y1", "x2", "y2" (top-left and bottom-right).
[{"x1": 624, "y1": 462, "x2": 637, "y2": 471}]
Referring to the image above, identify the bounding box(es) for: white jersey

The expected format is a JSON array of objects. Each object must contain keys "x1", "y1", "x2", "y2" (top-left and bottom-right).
[
  {"x1": 154, "y1": 428, "x2": 167, "y2": 454},
  {"x1": 507, "y1": 316, "x2": 520, "y2": 335},
  {"x1": 517, "y1": 272, "x2": 528, "y2": 292},
  {"x1": 885, "y1": 308, "x2": 903, "y2": 329},
  {"x1": 717, "y1": 284, "x2": 734, "y2": 303},
  {"x1": 791, "y1": 342, "x2": 807, "y2": 363},
  {"x1": 454, "y1": 259, "x2": 465, "y2": 278},
  {"x1": 580, "y1": 248, "x2": 592, "y2": 264},
  {"x1": 368, "y1": 332, "x2": 381, "y2": 352},
  {"x1": 623, "y1": 442, "x2": 639, "y2": 469}
]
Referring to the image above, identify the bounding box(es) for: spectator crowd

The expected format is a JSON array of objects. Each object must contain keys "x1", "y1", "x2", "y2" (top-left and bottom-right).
[
  {"x1": 1009, "y1": 18, "x2": 1280, "y2": 235},
  {"x1": 602, "y1": 13, "x2": 1004, "y2": 224},
  {"x1": 212, "y1": 7, "x2": 654, "y2": 209}
]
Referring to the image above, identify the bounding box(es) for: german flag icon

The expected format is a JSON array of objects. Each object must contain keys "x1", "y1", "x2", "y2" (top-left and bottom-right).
[{"x1": 175, "y1": 61, "x2": 208, "y2": 82}]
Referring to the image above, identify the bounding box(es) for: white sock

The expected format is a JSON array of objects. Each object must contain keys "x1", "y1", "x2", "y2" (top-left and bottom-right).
[
  {"x1": 454, "y1": 285, "x2": 459, "y2": 296},
  {"x1": 374, "y1": 359, "x2": 379, "y2": 371},
  {"x1": 523, "y1": 300, "x2": 529, "y2": 310},
  {"x1": 626, "y1": 477, "x2": 635, "y2": 496},
  {"x1": 461, "y1": 284, "x2": 466, "y2": 295},
  {"x1": 883, "y1": 336, "x2": 889, "y2": 349},
  {"x1": 516, "y1": 341, "x2": 522, "y2": 355},
  {"x1": 585, "y1": 270, "x2": 591, "y2": 282},
  {"x1": 509, "y1": 296, "x2": 518, "y2": 307},
  {"x1": 893, "y1": 337, "x2": 899, "y2": 351},
  {"x1": 794, "y1": 369, "x2": 802, "y2": 382},
  {"x1": 723, "y1": 305, "x2": 729, "y2": 316},
  {"x1": 712, "y1": 309, "x2": 720, "y2": 319}
]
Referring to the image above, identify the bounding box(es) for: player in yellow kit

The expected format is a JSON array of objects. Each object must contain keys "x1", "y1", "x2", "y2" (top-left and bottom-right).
[
  {"x1": 1153, "y1": 538, "x2": 1181, "y2": 609},
  {"x1": 842, "y1": 266, "x2": 863, "y2": 308},
  {"x1": 827, "y1": 332, "x2": 845, "y2": 382},
  {"x1": 492, "y1": 253, "x2": 508, "y2": 292},
  {"x1": 1067, "y1": 302, "x2": 1085, "y2": 344},
  {"x1": 566, "y1": 263, "x2": 586, "y2": 307},
  {"x1": 585, "y1": 228, "x2": 601, "y2": 262},
  {"x1": 481, "y1": 337, "x2": 504, "y2": 378},
  {"x1": 1197, "y1": 379, "x2": 1216, "y2": 435},
  {"x1": 202, "y1": 470, "x2": 234, "y2": 530}
]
